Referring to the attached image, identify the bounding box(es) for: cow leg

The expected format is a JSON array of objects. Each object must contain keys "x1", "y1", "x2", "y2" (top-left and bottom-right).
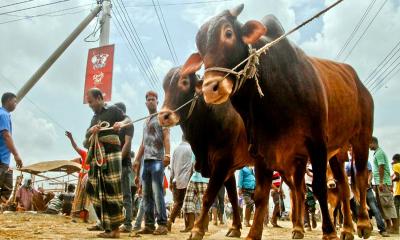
[
  {"x1": 351, "y1": 138, "x2": 372, "y2": 239},
  {"x1": 329, "y1": 157, "x2": 354, "y2": 240},
  {"x1": 282, "y1": 176, "x2": 299, "y2": 235},
  {"x1": 246, "y1": 161, "x2": 273, "y2": 240},
  {"x1": 292, "y1": 160, "x2": 306, "y2": 239},
  {"x1": 307, "y1": 140, "x2": 337, "y2": 240},
  {"x1": 189, "y1": 167, "x2": 227, "y2": 240},
  {"x1": 224, "y1": 175, "x2": 241, "y2": 238}
]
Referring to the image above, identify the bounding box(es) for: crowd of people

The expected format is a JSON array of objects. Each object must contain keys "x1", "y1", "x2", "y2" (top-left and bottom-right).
[{"x1": 0, "y1": 90, "x2": 399, "y2": 239}]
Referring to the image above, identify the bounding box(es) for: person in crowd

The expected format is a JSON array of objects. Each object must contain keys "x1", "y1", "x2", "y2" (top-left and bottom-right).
[
  {"x1": 167, "y1": 135, "x2": 193, "y2": 231},
  {"x1": 365, "y1": 160, "x2": 390, "y2": 237},
  {"x1": 304, "y1": 161, "x2": 317, "y2": 231},
  {"x1": 392, "y1": 154, "x2": 400, "y2": 221},
  {"x1": 59, "y1": 184, "x2": 75, "y2": 215},
  {"x1": 114, "y1": 102, "x2": 134, "y2": 233},
  {"x1": 211, "y1": 186, "x2": 226, "y2": 226},
  {"x1": 45, "y1": 194, "x2": 63, "y2": 215},
  {"x1": 16, "y1": 178, "x2": 37, "y2": 211},
  {"x1": 85, "y1": 88, "x2": 131, "y2": 238},
  {"x1": 180, "y1": 155, "x2": 209, "y2": 233},
  {"x1": 238, "y1": 165, "x2": 255, "y2": 227},
  {"x1": 370, "y1": 136, "x2": 399, "y2": 234},
  {"x1": 270, "y1": 171, "x2": 283, "y2": 228},
  {"x1": 65, "y1": 131, "x2": 90, "y2": 221},
  {"x1": 0, "y1": 92, "x2": 23, "y2": 204},
  {"x1": 133, "y1": 91, "x2": 170, "y2": 235}
]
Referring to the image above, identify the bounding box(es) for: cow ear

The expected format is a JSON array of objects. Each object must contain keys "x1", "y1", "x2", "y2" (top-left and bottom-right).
[
  {"x1": 181, "y1": 53, "x2": 203, "y2": 78},
  {"x1": 195, "y1": 80, "x2": 203, "y2": 95},
  {"x1": 241, "y1": 20, "x2": 267, "y2": 44}
]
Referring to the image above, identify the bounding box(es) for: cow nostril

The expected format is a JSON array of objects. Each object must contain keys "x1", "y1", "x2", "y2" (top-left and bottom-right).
[
  {"x1": 213, "y1": 82, "x2": 219, "y2": 92},
  {"x1": 163, "y1": 113, "x2": 170, "y2": 120}
]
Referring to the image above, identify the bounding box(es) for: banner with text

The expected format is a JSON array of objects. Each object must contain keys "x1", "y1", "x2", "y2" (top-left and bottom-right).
[{"x1": 84, "y1": 44, "x2": 115, "y2": 103}]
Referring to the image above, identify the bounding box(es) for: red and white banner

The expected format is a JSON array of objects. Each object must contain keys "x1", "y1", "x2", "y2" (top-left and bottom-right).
[{"x1": 83, "y1": 44, "x2": 115, "y2": 103}]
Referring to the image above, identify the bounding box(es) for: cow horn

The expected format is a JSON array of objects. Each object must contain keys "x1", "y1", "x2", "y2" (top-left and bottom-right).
[{"x1": 229, "y1": 4, "x2": 244, "y2": 17}]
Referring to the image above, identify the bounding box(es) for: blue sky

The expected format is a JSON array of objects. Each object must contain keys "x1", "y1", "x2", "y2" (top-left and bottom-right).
[{"x1": 0, "y1": 0, "x2": 399, "y2": 184}]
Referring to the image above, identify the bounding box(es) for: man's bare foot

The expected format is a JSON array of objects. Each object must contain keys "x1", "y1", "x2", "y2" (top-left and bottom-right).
[{"x1": 97, "y1": 229, "x2": 120, "y2": 238}]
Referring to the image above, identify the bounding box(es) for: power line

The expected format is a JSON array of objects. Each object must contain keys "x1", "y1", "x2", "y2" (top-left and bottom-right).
[
  {"x1": 369, "y1": 54, "x2": 400, "y2": 91},
  {"x1": 0, "y1": 4, "x2": 93, "y2": 25},
  {"x1": 342, "y1": 0, "x2": 388, "y2": 61},
  {"x1": 113, "y1": 0, "x2": 162, "y2": 90},
  {"x1": 124, "y1": 0, "x2": 233, "y2": 8},
  {"x1": 0, "y1": 0, "x2": 34, "y2": 10},
  {"x1": 111, "y1": 19, "x2": 158, "y2": 90},
  {"x1": 0, "y1": 0, "x2": 71, "y2": 16},
  {"x1": 371, "y1": 61, "x2": 400, "y2": 93},
  {"x1": 335, "y1": 0, "x2": 377, "y2": 60},
  {"x1": 0, "y1": 72, "x2": 67, "y2": 131},
  {"x1": 112, "y1": 0, "x2": 160, "y2": 90},
  {"x1": 156, "y1": 0, "x2": 179, "y2": 63},
  {"x1": 152, "y1": 0, "x2": 178, "y2": 64},
  {"x1": 363, "y1": 39, "x2": 400, "y2": 86},
  {"x1": 111, "y1": 6, "x2": 160, "y2": 90}
]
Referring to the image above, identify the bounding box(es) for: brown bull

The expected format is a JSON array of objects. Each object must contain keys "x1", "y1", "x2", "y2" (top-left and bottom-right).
[
  {"x1": 158, "y1": 67, "x2": 252, "y2": 239},
  {"x1": 181, "y1": 4, "x2": 373, "y2": 240}
]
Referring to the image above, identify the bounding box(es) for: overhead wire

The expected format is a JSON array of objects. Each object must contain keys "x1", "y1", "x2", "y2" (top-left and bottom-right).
[
  {"x1": 113, "y1": 0, "x2": 162, "y2": 90},
  {"x1": 0, "y1": 0, "x2": 34, "y2": 10},
  {"x1": 111, "y1": 6, "x2": 159, "y2": 90},
  {"x1": 364, "y1": 39, "x2": 400, "y2": 86},
  {"x1": 0, "y1": 3, "x2": 93, "y2": 25},
  {"x1": 0, "y1": 72, "x2": 67, "y2": 131},
  {"x1": 0, "y1": 0, "x2": 71, "y2": 16},
  {"x1": 152, "y1": 0, "x2": 178, "y2": 64},
  {"x1": 369, "y1": 55, "x2": 400, "y2": 92},
  {"x1": 124, "y1": 0, "x2": 233, "y2": 8},
  {"x1": 342, "y1": 0, "x2": 388, "y2": 61},
  {"x1": 371, "y1": 64, "x2": 400, "y2": 93},
  {"x1": 335, "y1": 0, "x2": 377, "y2": 60}
]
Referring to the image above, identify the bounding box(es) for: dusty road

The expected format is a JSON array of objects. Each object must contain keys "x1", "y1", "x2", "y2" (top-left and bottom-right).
[{"x1": 0, "y1": 212, "x2": 398, "y2": 239}]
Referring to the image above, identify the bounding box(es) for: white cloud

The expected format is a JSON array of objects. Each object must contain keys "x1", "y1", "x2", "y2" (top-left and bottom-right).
[
  {"x1": 152, "y1": 56, "x2": 174, "y2": 80},
  {"x1": 181, "y1": 0, "x2": 301, "y2": 42}
]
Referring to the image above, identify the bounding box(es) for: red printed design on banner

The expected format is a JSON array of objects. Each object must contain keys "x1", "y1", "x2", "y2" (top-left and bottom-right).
[{"x1": 84, "y1": 44, "x2": 115, "y2": 103}]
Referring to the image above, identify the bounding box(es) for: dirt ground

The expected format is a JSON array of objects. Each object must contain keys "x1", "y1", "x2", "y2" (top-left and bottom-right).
[{"x1": 0, "y1": 212, "x2": 398, "y2": 240}]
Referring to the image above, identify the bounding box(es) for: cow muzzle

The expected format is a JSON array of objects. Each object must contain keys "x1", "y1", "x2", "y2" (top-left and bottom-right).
[
  {"x1": 158, "y1": 109, "x2": 180, "y2": 127},
  {"x1": 202, "y1": 75, "x2": 233, "y2": 104}
]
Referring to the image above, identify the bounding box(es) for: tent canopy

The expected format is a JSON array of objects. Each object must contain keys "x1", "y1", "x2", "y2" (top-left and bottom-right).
[{"x1": 19, "y1": 159, "x2": 82, "y2": 175}]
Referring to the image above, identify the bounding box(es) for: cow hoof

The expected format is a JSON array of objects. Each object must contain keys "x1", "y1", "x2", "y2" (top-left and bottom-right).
[
  {"x1": 356, "y1": 227, "x2": 371, "y2": 239},
  {"x1": 340, "y1": 232, "x2": 354, "y2": 240},
  {"x1": 292, "y1": 230, "x2": 304, "y2": 239},
  {"x1": 226, "y1": 228, "x2": 241, "y2": 238},
  {"x1": 188, "y1": 231, "x2": 204, "y2": 240}
]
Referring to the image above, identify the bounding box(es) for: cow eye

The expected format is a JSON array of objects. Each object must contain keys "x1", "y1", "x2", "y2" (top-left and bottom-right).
[
  {"x1": 182, "y1": 79, "x2": 190, "y2": 87},
  {"x1": 225, "y1": 29, "x2": 233, "y2": 38}
]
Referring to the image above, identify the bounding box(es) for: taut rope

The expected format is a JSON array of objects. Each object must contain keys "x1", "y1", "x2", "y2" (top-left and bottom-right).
[{"x1": 204, "y1": 0, "x2": 344, "y2": 96}]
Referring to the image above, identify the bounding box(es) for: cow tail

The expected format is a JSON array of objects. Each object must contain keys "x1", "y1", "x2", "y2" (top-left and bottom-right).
[{"x1": 350, "y1": 160, "x2": 360, "y2": 203}]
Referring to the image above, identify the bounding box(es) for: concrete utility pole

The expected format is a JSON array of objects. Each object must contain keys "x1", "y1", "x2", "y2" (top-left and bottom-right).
[
  {"x1": 16, "y1": 4, "x2": 102, "y2": 103},
  {"x1": 99, "y1": 0, "x2": 111, "y2": 47}
]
